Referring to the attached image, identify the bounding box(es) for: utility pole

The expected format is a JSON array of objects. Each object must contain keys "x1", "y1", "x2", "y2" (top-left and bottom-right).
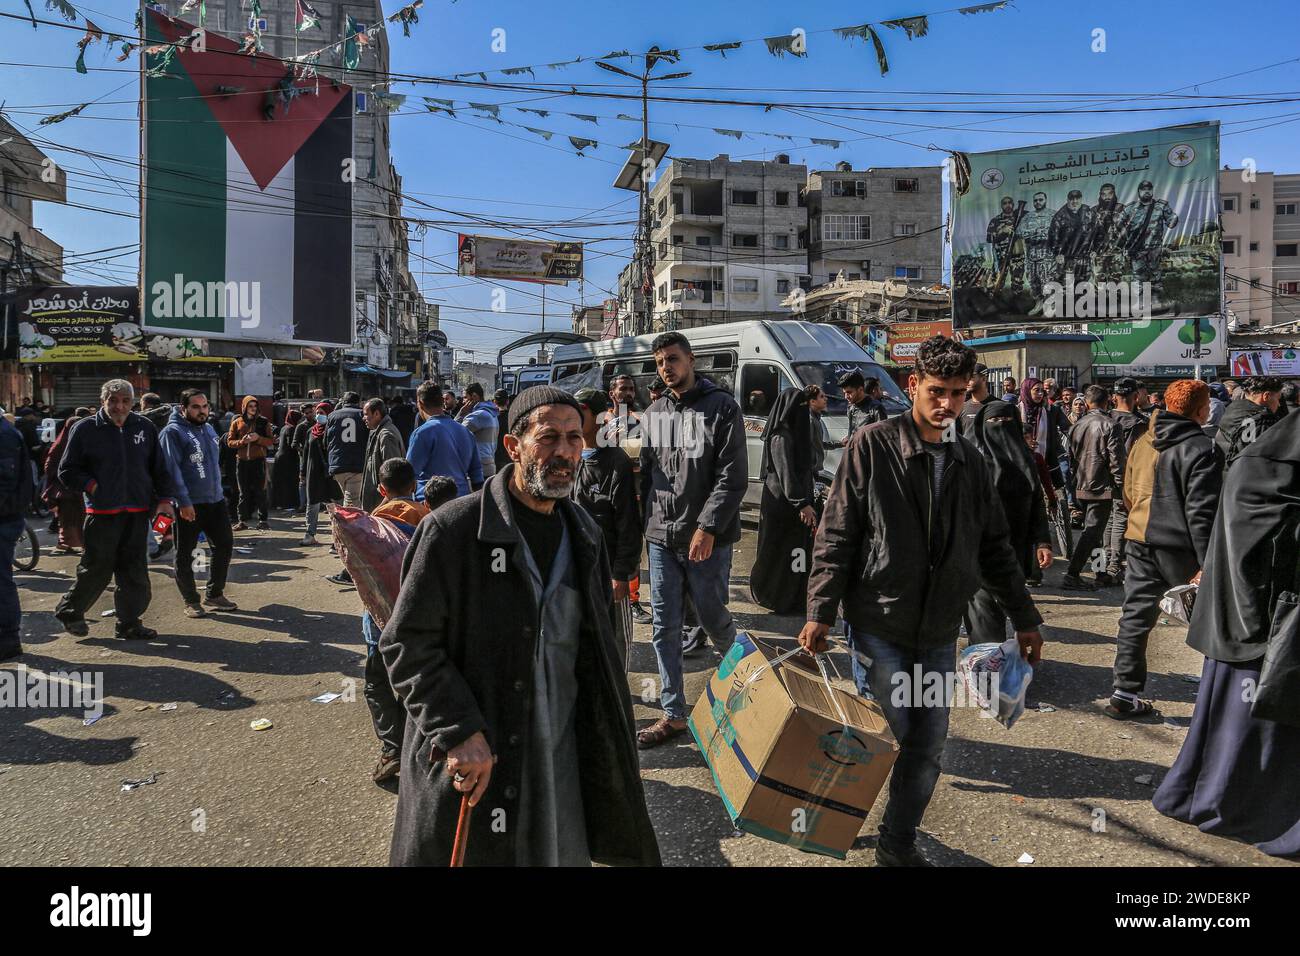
[{"x1": 598, "y1": 49, "x2": 689, "y2": 336}]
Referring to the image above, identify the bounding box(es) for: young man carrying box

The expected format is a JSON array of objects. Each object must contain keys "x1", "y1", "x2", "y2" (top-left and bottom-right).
[{"x1": 799, "y1": 335, "x2": 1045, "y2": 867}]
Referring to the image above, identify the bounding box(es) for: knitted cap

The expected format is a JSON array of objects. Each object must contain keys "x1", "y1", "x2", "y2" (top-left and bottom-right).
[{"x1": 506, "y1": 386, "x2": 584, "y2": 433}]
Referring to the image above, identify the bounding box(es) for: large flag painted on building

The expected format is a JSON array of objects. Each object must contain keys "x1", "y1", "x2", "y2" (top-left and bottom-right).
[
  {"x1": 142, "y1": 10, "x2": 353, "y2": 347},
  {"x1": 951, "y1": 123, "x2": 1221, "y2": 329}
]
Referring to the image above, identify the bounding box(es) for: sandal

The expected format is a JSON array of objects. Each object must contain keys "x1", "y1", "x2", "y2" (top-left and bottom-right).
[
  {"x1": 637, "y1": 717, "x2": 687, "y2": 750},
  {"x1": 1105, "y1": 696, "x2": 1160, "y2": 720}
]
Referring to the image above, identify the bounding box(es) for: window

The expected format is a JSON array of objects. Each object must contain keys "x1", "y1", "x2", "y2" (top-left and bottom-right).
[
  {"x1": 732, "y1": 277, "x2": 759, "y2": 293},
  {"x1": 1280, "y1": 281, "x2": 1300, "y2": 295},
  {"x1": 894, "y1": 222, "x2": 917, "y2": 237},
  {"x1": 776, "y1": 278, "x2": 791, "y2": 294},
  {"x1": 1250, "y1": 241, "x2": 1260, "y2": 252},
  {"x1": 671, "y1": 190, "x2": 683, "y2": 214},
  {"x1": 1, "y1": 175, "x2": 15, "y2": 209},
  {"x1": 671, "y1": 234, "x2": 684, "y2": 245},
  {"x1": 822, "y1": 215, "x2": 870, "y2": 241},
  {"x1": 1278, "y1": 243, "x2": 1299, "y2": 257},
  {"x1": 694, "y1": 235, "x2": 712, "y2": 246},
  {"x1": 657, "y1": 283, "x2": 667, "y2": 303},
  {"x1": 1222, "y1": 195, "x2": 1238, "y2": 213},
  {"x1": 775, "y1": 191, "x2": 790, "y2": 206},
  {"x1": 731, "y1": 233, "x2": 758, "y2": 248},
  {"x1": 772, "y1": 234, "x2": 790, "y2": 249},
  {"x1": 1222, "y1": 238, "x2": 1238, "y2": 255},
  {"x1": 894, "y1": 178, "x2": 919, "y2": 192},
  {"x1": 248, "y1": 16, "x2": 269, "y2": 32},
  {"x1": 731, "y1": 189, "x2": 758, "y2": 205},
  {"x1": 1225, "y1": 276, "x2": 1238, "y2": 291},
  {"x1": 657, "y1": 197, "x2": 666, "y2": 217},
  {"x1": 895, "y1": 266, "x2": 921, "y2": 279},
  {"x1": 829, "y1": 180, "x2": 866, "y2": 198},
  {"x1": 1250, "y1": 198, "x2": 1261, "y2": 209},
  {"x1": 1277, "y1": 203, "x2": 1298, "y2": 216},
  {"x1": 740, "y1": 363, "x2": 793, "y2": 417}
]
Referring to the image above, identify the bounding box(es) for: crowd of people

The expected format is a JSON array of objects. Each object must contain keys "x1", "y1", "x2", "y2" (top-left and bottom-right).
[{"x1": 2, "y1": 334, "x2": 1298, "y2": 867}]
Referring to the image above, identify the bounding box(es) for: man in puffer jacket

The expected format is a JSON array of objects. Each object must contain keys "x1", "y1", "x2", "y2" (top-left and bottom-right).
[
  {"x1": 635, "y1": 332, "x2": 748, "y2": 750},
  {"x1": 54, "y1": 379, "x2": 175, "y2": 641},
  {"x1": 1110, "y1": 379, "x2": 1222, "y2": 720}
]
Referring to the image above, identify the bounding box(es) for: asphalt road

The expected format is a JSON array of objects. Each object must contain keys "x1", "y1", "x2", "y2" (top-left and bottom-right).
[{"x1": 1, "y1": 513, "x2": 1292, "y2": 868}]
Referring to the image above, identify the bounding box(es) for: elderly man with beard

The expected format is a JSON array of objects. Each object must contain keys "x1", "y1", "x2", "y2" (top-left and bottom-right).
[{"x1": 379, "y1": 386, "x2": 659, "y2": 867}]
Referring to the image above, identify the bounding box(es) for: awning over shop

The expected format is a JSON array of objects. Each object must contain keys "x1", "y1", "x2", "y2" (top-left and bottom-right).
[{"x1": 343, "y1": 363, "x2": 413, "y2": 382}]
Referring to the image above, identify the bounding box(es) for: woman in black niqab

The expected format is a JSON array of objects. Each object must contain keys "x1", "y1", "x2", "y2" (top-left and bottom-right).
[{"x1": 750, "y1": 386, "x2": 817, "y2": 614}]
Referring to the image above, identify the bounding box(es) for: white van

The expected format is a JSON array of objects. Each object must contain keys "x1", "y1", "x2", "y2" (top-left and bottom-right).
[{"x1": 549, "y1": 319, "x2": 910, "y2": 503}]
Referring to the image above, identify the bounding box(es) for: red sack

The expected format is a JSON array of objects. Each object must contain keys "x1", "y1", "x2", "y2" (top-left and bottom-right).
[{"x1": 330, "y1": 505, "x2": 411, "y2": 629}]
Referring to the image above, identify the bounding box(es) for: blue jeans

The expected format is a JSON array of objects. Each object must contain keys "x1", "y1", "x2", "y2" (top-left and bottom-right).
[
  {"x1": 846, "y1": 626, "x2": 958, "y2": 852},
  {"x1": 305, "y1": 502, "x2": 325, "y2": 536},
  {"x1": 647, "y1": 541, "x2": 737, "y2": 720},
  {"x1": 0, "y1": 516, "x2": 23, "y2": 646}
]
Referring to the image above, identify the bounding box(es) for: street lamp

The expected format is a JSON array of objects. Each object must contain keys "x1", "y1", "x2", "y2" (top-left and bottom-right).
[{"x1": 596, "y1": 50, "x2": 691, "y2": 335}]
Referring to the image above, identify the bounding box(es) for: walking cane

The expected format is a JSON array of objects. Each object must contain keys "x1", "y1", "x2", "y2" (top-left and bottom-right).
[{"x1": 450, "y1": 791, "x2": 473, "y2": 868}]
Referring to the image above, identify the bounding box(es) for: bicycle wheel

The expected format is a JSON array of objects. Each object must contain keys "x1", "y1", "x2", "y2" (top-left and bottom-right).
[{"x1": 13, "y1": 523, "x2": 39, "y2": 571}]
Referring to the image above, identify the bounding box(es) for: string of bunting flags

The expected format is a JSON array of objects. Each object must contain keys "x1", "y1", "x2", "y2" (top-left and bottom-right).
[
  {"x1": 30, "y1": 0, "x2": 1011, "y2": 129},
  {"x1": 413, "y1": 95, "x2": 852, "y2": 156}
]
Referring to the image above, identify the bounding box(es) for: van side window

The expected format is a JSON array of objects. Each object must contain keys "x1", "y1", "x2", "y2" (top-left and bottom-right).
[
  {"x1": 692, "y1": 351, "x2": 736, "y2": 400},
  {"x1": 739, "y1": 363, "x2": 789, "y2": 416}
]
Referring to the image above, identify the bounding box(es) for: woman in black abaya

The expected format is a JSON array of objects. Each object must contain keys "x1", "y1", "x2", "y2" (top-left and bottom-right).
[
  {"x1": 750, "y1": 386, "x2": 818, "y2": 615},
  {"x1": 1152, "y1": 411, "x2": 1300, "y2": 858},
  {"x1": 269, "y1": 408, "x2": 303, "y2": 511},
  {"x1": 963, "y1": 400, "x2": 1053, "y2": 641}
]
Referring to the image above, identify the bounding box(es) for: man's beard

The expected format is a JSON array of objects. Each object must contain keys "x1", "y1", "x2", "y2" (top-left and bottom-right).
[
  {"x1": 522, "y1": 456, "x2": 575, "y2": 499},
  {"x1": 187, "y1": 414, "x2": 207, "y2": 426}
]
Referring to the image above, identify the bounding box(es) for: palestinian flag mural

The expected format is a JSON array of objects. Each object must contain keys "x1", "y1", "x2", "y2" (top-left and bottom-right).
[{"x1": 142, "y1": 9, "x2": 354, "y2": 347}]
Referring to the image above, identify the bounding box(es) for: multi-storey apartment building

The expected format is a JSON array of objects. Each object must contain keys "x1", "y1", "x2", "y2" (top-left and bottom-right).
[
  {"x1": 1220, "y1": 167, "x2": 1300, "y2": 327},
  {"x1": 805, "y1": 162, "x2": 943, "y2": 288},
  {"x1": 646, "y1": 154, "x2": 809, "y2": 330}
]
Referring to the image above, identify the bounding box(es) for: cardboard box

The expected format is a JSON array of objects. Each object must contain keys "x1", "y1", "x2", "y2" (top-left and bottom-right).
[{"x1": 688, "y1": 632, "x2": 899, "y2": 859}]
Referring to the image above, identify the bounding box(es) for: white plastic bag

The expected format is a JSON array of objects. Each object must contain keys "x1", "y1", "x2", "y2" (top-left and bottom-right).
[
  {"x1": 958, "y1": 637, "x2": 1033, "y2": 729},
  {"x1": 1159, "y1": 583, "x2": 1198, "y2": 626}
]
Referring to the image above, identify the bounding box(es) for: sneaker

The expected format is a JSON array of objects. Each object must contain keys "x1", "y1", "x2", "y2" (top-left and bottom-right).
[
  {"x1": 256, "y1": 520, "x2": 270, "y2": 531},
  {"x1": 116, "y1": 623, "x2": 158, "y2": 641},
  {"x1": 1094, "y1": 572, "x2": 1119, "y2": 588},
  {"x1": 372, "y1": 751, "x2": 401, "y2": 784},
  {"x1": 1061, "y1": 574, "x2": 1096, "y2": 591},
  {"x1": 300, "y1": 534, "x2": 318, "y2": 546},
  {"x1": 149, "y1": 539, "x2": 174, "y2": 561},
  {"x1": 231, "y1": 522, "x2": 248, "y2": 532},
  {"x1": 326, "y1": 571, "x2": 352, "y2": 585},
  {"x1": 57, "y1": 614, "x2": 89, "y2": 637},
  {"x1": 875, "y1": 843, "x2": 932, "y2": 867},
  {"x1": 682, "y1": 627, "x2": 708, "y2": 656},
  {"x1": 629, "y1": 602, "x2": 653, "y2": 625},
  {"x1": 203, "y1": 594, "x2": 238, "y2": 611},
  {"x1": 184, "y1": 603, "x2": 207, "y2": 619}
]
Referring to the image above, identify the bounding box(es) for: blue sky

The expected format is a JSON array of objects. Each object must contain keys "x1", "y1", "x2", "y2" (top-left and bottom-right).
[{"x1": 4, "y1": 0, "x2": 1300, "y2": 360}]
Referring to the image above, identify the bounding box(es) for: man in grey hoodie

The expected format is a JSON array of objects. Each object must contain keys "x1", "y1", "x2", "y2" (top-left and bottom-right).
[{"x1": 636, "y1": 332, "x2": 748, "y2": 749}]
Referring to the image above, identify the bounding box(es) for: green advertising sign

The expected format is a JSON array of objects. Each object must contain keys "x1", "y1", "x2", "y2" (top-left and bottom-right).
[{"x1": 1088, "y1": 318, "x2": 1224, "y2": 370}]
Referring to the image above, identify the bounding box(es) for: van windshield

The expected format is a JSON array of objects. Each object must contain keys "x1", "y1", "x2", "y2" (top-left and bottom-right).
[{"x1": 793, "y1": 361, "x2": 910, "y2": 416}]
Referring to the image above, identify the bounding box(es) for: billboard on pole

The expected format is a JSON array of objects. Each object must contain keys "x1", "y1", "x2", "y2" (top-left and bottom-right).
[
  {"x1": 951, "y1": 123, "x2": 1221, "y2": 328},
  {"x1": 141, "y1": 10, "x2": 354, "y2": 347},
  {"x1": 1090, "y1": 317, "x2": 1225, "y2": 377},
  {"x1": 457, "y1": 234, "x2": 583, "y2": 284}
]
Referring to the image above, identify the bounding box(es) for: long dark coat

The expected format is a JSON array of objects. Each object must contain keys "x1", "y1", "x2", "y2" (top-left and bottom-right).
[
  {"x1": 751, "y1": 387, "x2": 816, "y2": 614},
  {"x1": 378, "y1": 465, "x2": 661, "y2": 867},
  {"x1": 965, "y1": 400, "x2": 1051, "y2": 574}
]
